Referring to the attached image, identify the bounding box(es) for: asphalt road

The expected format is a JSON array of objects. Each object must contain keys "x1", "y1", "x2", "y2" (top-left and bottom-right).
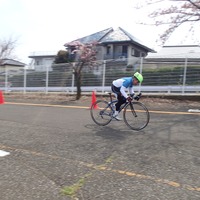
[{"x1": 0, "y1": 101, "x2": 200, "y2": 200}]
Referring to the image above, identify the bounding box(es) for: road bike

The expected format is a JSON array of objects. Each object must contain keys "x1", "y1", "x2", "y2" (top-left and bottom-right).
[{"x1": 90, "y1": 92, "x2": 150, "y2": 131}]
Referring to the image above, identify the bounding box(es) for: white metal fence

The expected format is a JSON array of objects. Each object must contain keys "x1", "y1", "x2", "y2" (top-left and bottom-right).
[{"x1": 0, "y1": 58, "x2": 200, "y2": 95}]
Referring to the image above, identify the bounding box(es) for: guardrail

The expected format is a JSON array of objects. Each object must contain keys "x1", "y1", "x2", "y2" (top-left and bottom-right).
[{"x1": 1, "y1": 85, "x2": 200, "y2": 94}]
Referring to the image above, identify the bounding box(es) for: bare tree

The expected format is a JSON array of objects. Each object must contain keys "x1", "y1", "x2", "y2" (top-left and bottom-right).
[
  {"x1": 135, "y1": 0, "x2": 200, "y2": 44},
  {"x1": 66, "y1": 41, "x2": 98, "y2": 100},
  {"x1": 0, "y1": 36, "x2": 18, "y2": 65}
]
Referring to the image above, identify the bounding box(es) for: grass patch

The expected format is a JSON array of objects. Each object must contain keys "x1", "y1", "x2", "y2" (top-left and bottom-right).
[
  {"x1": 105, "y1": 155, "x2": 114, "y2": 163},
  {"x1": 61, "y1": 173, "x2": 91, "y2": 198},
  {"x1": 61, "y1": 177, "x2": 84, "y2": 197}
]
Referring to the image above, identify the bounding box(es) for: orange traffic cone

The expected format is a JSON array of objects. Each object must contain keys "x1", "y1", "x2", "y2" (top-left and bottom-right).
[
  {"x1": 91, "y1": 91, "x2": 97, "y2": 109},
  {"x1": 0, "y1": 91, "x2": 4, "y2": 104}
]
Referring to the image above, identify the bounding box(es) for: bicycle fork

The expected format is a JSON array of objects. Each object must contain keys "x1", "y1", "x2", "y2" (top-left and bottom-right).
[{"x1": 129, "y1": 102, "x2": 137, "y2": 117}]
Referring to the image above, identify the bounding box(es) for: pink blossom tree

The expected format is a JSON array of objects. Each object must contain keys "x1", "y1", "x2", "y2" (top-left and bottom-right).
[
  {"x1": 135, "y1": 0, "x2": 200, "y2": 45},
  {"x1": 67, "y1": 41, "x2": 98, "y2": 100}
]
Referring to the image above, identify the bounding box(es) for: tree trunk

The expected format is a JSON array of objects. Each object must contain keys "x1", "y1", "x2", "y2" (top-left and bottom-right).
[{"x1": 74, "y1": 71, "x2": 81, "y2": 100}]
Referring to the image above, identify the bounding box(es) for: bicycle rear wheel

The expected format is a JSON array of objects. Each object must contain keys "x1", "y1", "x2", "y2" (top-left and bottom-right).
[
  {"x1": 123, "y1": 102, "x2": 150, "y2": 131},
  {"x1": 90, "y1": 100, "x2": 113, "y2": 126}
]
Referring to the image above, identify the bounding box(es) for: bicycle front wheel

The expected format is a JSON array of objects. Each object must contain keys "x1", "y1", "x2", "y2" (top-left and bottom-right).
[
  {"x1": 123, "y1": 102, "x2": 150, "y2": 131},
  {"x1": 90, "y1": 100, "x2": 113, "y2": 126}
]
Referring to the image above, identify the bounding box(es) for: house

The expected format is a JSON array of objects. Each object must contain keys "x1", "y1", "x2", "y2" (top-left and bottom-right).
[
  {"x1": 28, "y1": 51, "x2": 57, "y2": 71},
  {"x1": 0, "y1": 59, "x2": 26, "y2": 87},
  {"x1": 0, "y1": 58, "x2": 25, "y2": 73},
  {"x1": 28, "y1": 27, "x2": 155, "y2": 71},
  {"x1": 64, "y1": 27, "x2": 155, "y2": 66},
  {"x1": 145, "y1": 45, "x2": 200, "y2": 68}
]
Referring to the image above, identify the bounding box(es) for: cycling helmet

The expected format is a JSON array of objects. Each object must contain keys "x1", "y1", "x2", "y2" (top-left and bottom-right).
[{"x1": 134, "y1": 72, "x2": 143, "y2": 83}]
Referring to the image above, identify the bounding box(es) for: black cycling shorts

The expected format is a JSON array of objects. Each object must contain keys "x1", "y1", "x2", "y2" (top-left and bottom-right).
[{"x1": 111, "y1": 84, "x2": 121, "y2": 95}]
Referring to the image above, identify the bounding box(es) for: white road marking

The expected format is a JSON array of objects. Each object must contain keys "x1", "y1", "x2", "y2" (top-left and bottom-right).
[
  {"x1": 188, "y1": 109, "x2": 200, "y2": 113},
  {"x1": 0, "y1": 150, "x2": 10, "y2": 157}
]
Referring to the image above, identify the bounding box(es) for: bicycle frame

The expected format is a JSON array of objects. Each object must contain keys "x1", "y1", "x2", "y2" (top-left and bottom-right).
[
  {"x1": 107, "y1": 92, "x2": 133, "y2": 115},
  {"x1": 109, "y1": 100, "x2": 127, "y2": 112}
]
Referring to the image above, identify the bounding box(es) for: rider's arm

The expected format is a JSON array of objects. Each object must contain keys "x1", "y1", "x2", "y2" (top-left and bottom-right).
[
  {"x1": 129, "y1": 87, "x2": 134, "y2": 96},
  {"x1": 120, "y1": 86, "x2": 128, "y2": 98}
]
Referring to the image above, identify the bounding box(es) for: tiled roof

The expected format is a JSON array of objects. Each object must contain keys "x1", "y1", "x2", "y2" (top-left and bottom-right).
[
  {"x1": 64, "y1": 28, "x2": 113, "y2": 46},
  {"x1": 147, "y1": 45, "x2": 200, "y2": 59},
  {"x1": 100, "y1": 27, "x2": 130, "y2": 42},
  {"x1": 0, "y1": 59, "x2": 25, "y2": 67},
  {"x1": 64, "y1": 27, "x2": 155, "y2": 52},
  {"x1": 100, "y1": 27, "x2": 142, "y2": 44},
  {"x1": 100, "y1": 27, "x2": 155, "y2": 52}
]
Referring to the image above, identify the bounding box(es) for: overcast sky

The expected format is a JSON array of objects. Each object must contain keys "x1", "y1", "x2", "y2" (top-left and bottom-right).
[{"x1": 0, "y1": 0, "x2": 199, "y2": 64}]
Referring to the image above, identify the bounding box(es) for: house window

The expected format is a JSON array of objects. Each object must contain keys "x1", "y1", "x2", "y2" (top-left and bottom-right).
[
  {"x1": 36, "y1": 60, "x2": 40, "y2": 65},
  {"x1": 131, "y1": 48, "x2": 135, "y2": 56},
  {"x1": 131, "y1": 48, "x2": 140, "y2": 57},
  {"x1": 122, "y1": 45, "x2": 128, "y2": 55},
  {"x1": 106, "y1": 46, "x2": 111, "y2": 54},
  {"x1": 135, "y1": 50, "x2": 140, "y2": 57}
]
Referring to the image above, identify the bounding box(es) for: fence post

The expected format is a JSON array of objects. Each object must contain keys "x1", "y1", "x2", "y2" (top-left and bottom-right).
[
  {"x1": 71, "y1": 63, "x2": 75, "y2": 94},
  {"x1": 23, "y1": 68, "x2": 27, "y2": 94},
  {"x1": 4, "y1": 67, "x2": 8, "y2": 92},
  {"x1": 182, "y1": 56, "x2": 188, "y2": 94},
  {"x1": 139, "y1": 55, "x2": 144, "y2": 93},
  {"x1": 45, "y1": 65, "x2": 49, "y2": 94},
  {"x1": 102, "y1": 60, "x2": 106, "y2": 93}
]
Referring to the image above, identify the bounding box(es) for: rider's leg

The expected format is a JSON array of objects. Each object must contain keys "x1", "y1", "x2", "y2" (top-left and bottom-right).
[
  {"x1": 113, "y1": 95, "x2": 126, "y2": 120},
  {"x1": 111, "y1": 85, "x2": 125, "y2": 120},
  {"x1": 115, "y1": 95, "x2": 126, "y2": 111}
]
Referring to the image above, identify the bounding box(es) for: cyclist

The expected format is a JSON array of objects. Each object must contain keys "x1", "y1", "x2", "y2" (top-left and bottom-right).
[{"x1": 111, "y1": 72, "x2": 143, "y2": 120}]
